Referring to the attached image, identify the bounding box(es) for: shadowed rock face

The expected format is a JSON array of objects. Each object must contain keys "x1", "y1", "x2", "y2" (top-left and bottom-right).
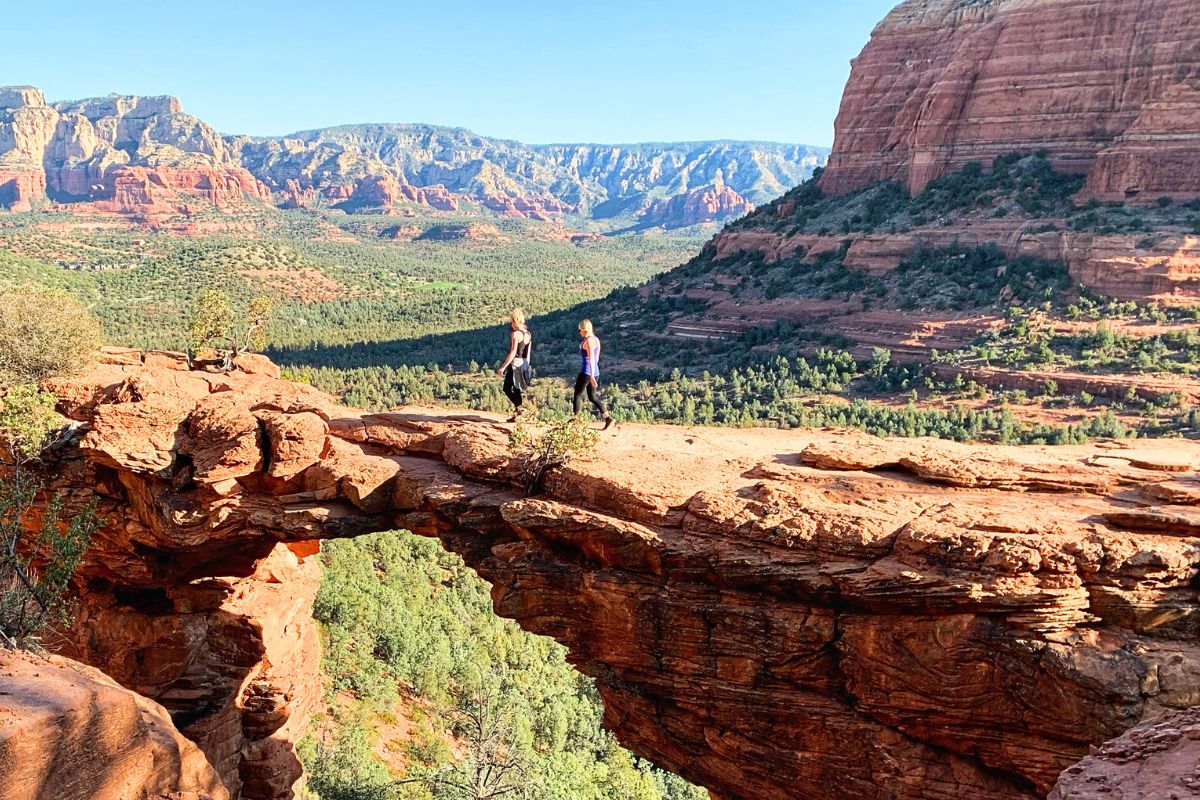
[
  {"x1": 820, "y1": 0, "x2": 1200, "y2": 200},
  {"x1": 1049, "y1": 707, "x2": 1200, "y2": 799},
  {"x1": 0, "y1": 649, "x2": 229, "y2": 800},
  {"x1": 24, "y1": 349, "x2": 1200, "y2": 800}
]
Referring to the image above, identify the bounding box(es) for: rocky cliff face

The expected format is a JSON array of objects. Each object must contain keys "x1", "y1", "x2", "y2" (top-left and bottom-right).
[
  {"x1": 236, "y1": 126, "x2": 824, "y2": 223},
  {"x1": 820, "y1": 0, "x2": 1200, "y2": 201},
  {"x1": 0, "y1": 649, "x2": 229, "y2": 800},
  {"x1": 19, "y1": 349, "x2": 1200, "y2": 800},
  {"x1": 0, "y1": 86, "x2": 273, "y2": 216},
  {"x1": 636, "y1": 174, "x2": 753, "y2": 229},
  {"x1": 0, "y1": 87, "x2": 825, "y2": 225}
]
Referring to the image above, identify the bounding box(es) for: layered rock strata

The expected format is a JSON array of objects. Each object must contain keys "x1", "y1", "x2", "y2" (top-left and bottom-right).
[
  {"x1": 707, "y1": 222, "x2": 1200, "y2": 303},
  {"x1": 22, "y1": 349, "x2": 1200, "y2": 800},
  {"x1": 0, "y1": 86, "x2": 272, "y2": 215},
  {"x1": 820, "y1": 0, "x2": 1200, "y2": 201}
]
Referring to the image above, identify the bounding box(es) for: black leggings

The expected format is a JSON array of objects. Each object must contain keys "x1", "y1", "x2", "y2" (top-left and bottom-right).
[
  {"x1": 503, "y1": 366, "x2": 523, "y2": 409},
  {"x1": 573, "y1": 373, "x2": 607, "y2": 417}
]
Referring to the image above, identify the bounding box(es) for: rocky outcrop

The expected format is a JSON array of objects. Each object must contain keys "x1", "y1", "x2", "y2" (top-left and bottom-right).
[
  {"x1": 708, "y1": 222, "x2": 1200, "y2": 303},
  {"x1": 0, "y1": 649, "x2": 229, "y2": 800},
  {"x1": 637, "y1": 178, "x2": 754, "y2": 228},
  {"x1": 333, "y1": 174, "x2": 460, "y2": 213},
  {"x1": 820, "y1": 0, "x2": 1200, "y2": 201},
  {"x1": 1049, "y1": 708, "x2": 1200, "y2": 799},
  {"x1": 100, "y1": 166, "x2": 274, "y2": 216},
  {"x1": 54, "y1": 543, "x2": 322, "y2": 800},
  {"x1": 480, "y1": 192, "x2": 571, "y2": 221},
  {"x1": 27, "y1": 350, "x2": 1200, "y2": 800},
  {"x1": 0, "y1": 86, "x2": 827, "y2": 225},
  {"x1": 0, "y1": 168, "x2": 46, "y2": 212},
  {"x1": 0, "y1": 87, "x2": 272, "y2": 215}
]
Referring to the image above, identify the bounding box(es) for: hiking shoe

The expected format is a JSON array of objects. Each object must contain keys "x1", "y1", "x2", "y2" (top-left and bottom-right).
[{"x1": 602, "y1": 416, "x2": 615, "y2": 431}]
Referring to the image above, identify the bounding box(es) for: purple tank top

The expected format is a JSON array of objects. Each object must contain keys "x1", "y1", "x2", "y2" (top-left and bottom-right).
[{"x1": 580, "y1": 335, "x2": 600, "y2": 376}]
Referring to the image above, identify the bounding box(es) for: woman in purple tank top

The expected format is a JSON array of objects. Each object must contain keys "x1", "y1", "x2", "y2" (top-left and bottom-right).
[{"x1": 574, "y1": 319, "x2": 613, "y2": 430}]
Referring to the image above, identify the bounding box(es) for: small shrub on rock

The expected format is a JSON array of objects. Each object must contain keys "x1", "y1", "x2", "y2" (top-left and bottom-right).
[{"x1": 508, "y1": 415, "x2": 600, "y2": 492}]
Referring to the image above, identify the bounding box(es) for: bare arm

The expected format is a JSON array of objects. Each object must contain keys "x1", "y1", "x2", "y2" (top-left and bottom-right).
[{"x1": 498, "y1": 331, "x2": 519, "y2": 375}]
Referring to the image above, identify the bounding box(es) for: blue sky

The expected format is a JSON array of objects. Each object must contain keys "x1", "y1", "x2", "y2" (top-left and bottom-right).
[{"x1": 3, "y1": 1, "x2": 897, "y2": 146}]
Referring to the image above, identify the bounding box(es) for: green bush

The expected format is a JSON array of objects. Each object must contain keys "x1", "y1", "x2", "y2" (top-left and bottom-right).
[
  {"x1": 0, "y1": 384, "x2": 100, "y2": 644},
  {"x1": 0, "y1": 287, "x2": 103, "y2": 386},
  {"x1": 509, "y1": 416, "x2": 600, "y2": 492},
  {"x1": 306, "y1": 532, "x2": 707, "y2": 800}
]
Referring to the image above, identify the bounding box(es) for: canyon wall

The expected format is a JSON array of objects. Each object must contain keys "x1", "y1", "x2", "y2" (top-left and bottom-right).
[
  {"x1": 15, "y1": 350, "x2": 1200, "y2": 800},
  {"x1": 0, "y1": 85, "x2": 826, "y2": 225},
  {"x1": 820, "y1": 0, "x2": 1200, "y2": 201},
  {"x1": 0, "y1": 87, "x2": 272, "y2": 216}
]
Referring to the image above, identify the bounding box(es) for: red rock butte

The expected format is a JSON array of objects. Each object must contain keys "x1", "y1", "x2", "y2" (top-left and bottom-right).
[
  {"x1": 819, "y1": 0, "x2": 1200, "y2": 201},
  {"x1": 2, "y1": 348, "x2": 1198, "y2": 800}
]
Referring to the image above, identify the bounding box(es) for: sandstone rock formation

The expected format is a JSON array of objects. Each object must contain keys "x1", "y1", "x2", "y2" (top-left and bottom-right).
[
  {"x1": 820, "y1": 0, "x2": 1200, "y2": 201},
  {"x1": 333, "y1": 174, "x2": 459, "y2": 213},
  {"x1": 637, "y1": 176, "x2": 754, "y2": 228},
  {"x1": 0, "y1": 87, "x2": 825, "y2": 225},
  {"x1": 23, "y1": 349, "x2": 1200, "y2": 800},
  {"x1": 0, "y1": 87, "x2": 273, "y2": 216},
  {"x1": 707, "y1": 221, "x2": 1200, "y2": 303},
  {"x1": 1049, "y1": 708, "x2": 1200, "y2": 799},
  {"x1": 0, "y1": 648, "x2": 229, "y2": 800}
]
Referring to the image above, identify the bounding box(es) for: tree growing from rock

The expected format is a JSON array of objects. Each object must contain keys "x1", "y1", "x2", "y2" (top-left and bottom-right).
[
  {"x1": 187, "y1": 290, "x2": 274, "y2": 370},
  {"x1": 508, "y1": 416, "x2": 599, "y2": 493}
]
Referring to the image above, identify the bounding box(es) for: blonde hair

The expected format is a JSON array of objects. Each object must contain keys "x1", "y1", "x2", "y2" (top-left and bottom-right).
[
  {"x1": 511, "y1": 307, "x2": 526, "y2": 328},
  {"x1": 578, "y1": 319, "x2": 594, "y2": 336}
]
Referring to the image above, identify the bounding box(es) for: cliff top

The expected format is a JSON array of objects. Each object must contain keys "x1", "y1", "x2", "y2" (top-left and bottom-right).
[
  {"x1": 31, "y1": 347, "x2": 1200, "y2": 799},
  {"x1": 47, "y1": 347, "x2": 1200, "y2": 594}
]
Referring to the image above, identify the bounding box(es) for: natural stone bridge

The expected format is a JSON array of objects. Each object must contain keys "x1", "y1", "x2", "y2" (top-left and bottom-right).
[{"x1": 7, "y1": 349, "x2": 1200, "y2": 800}]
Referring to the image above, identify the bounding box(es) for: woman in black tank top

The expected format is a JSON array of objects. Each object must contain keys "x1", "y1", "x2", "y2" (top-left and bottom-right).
[{"x1": 498, "y1": 307, "x2": 533, "y2": 422}]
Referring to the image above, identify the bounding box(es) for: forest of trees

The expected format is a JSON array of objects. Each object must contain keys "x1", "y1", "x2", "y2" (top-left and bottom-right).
[{"x1": 304, "y1": 533, "x2": 707, "y2": 800}]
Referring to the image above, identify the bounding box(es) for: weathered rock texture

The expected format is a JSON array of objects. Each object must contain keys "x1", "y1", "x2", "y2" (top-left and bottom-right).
[
  {"x1": 1049, "y1": 707, "x2": 1200, "y2": 799},
  {"x1": 0, "y1": 648, "x2": 229, "y2": 800},
  {"x1": 820, "y1": 0, "x2": 1200, "y2": 201},
  {"x1": 0, "y1": 85, "x2": 826, "y2": 226},
  {"x1": 0, "y1": 87, "x2": 272, "y2": 216},
  {"x1": 25, "y1": 350, "x2": 1200, "y2": 800},
  {"x1": 707, "y1": 220, "x2": 1200, "y2": 303},
  {"x1": 636, "y1": 175, "x2": 753, "y2": 229}
]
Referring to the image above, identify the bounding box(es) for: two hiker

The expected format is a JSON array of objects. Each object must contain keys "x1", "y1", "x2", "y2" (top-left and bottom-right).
[{"x1": 497, "y1": 308, "x2": 614, "y2": 430}]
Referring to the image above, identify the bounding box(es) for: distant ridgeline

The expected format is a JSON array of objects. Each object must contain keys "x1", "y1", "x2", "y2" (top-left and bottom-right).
[{"x1": 0, "y1": 85, "x2": 826, "y2": 228}]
